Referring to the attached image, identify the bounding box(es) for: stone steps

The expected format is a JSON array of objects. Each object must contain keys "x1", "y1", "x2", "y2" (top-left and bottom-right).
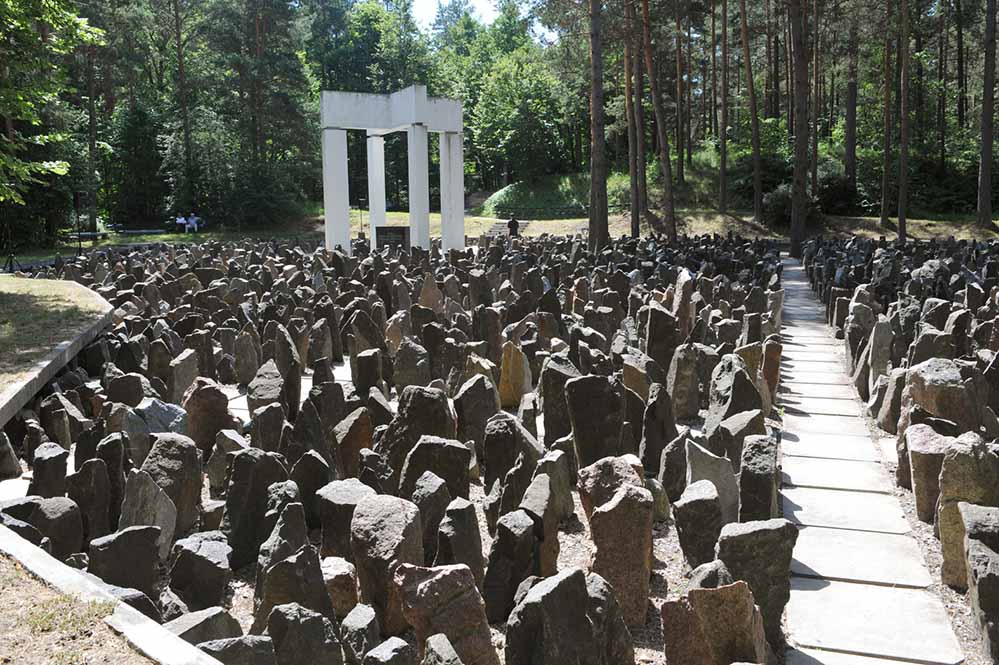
[{"x1": 779, "y1": 256, "x2": 964, "y2": 665}]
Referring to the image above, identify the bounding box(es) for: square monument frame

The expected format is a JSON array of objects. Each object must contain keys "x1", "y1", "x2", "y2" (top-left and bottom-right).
[{"x1": 320, "y1": 84, "x2": 465, "y2": 255}]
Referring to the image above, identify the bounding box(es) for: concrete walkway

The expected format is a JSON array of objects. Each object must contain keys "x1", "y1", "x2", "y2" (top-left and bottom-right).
[{"x1": 779, "y1": 257, "x2": 964, "y2": 665}]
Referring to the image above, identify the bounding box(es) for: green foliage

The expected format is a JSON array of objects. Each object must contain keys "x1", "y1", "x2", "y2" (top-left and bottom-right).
[
  {"x1": 483, "y1": 173, "x2": 589, "y2": 218},
  {"x1": 10, "y1": 0, "x2": 996, "y2": 246},
  {"x1": 482, "y1": 171, "x2": 632, "y2": 218},
  {"x1": 472, "y1": 47, "x2": 571, "y2": 185},
  {"x1": 229, "y1": 161, "x2": 305, "y2": 226},
  {"x1": 108, "y1": 104, "x2": 167, "y2": 227},
  {"x1": 762, "y1": 184, "x2": 819, "y2": 228},
  {"x1": 606, "y1": 172, "x2": 636, "y2": 213},
  {"x1": 816, "y1": 172, "x2": 857, "y2": 215},
  {"x1": 4, "y1": 98, "x2": 90, "y2": 249},
  {"x1": 730, "y1": 153, "x2": 793, "y2": 208},
  {"x1": 161, "y1": 106, "x2": 238, "y2": 225},
  {"x1": 5, "y1": 0, "x2": 588, "y2": 238},
  {"x1": 0, "y1": 0, "x2": 101, "y2": 205}
]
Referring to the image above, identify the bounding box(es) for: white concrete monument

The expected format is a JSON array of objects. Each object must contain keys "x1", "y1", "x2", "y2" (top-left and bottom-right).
[{"x1": 320, "y1": 85, "x2": 464, "y2": 255}]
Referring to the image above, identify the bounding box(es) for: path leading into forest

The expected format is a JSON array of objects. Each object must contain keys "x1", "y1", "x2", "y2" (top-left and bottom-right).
[{"x1": 778, "y1": 256, "x2": 964, "y2": 665}]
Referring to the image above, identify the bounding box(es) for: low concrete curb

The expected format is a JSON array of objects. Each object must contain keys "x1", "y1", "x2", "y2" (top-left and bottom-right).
[
  {"x1": 0, "y1": 278, "x2": 114, "y2": 429},
  {"x1": 0, "y1": 524, "x2": 223, "y2": 665}
]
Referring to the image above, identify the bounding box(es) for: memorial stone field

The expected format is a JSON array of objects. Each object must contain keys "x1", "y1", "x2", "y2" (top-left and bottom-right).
[{"x1": 2, "y1": 232, "x2": 806, "y2": 664}]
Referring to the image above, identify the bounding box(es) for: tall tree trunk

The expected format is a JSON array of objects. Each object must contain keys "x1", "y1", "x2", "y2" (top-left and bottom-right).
[
  {"x1": 803, "y1": 0, "x2": 810, "y2": 137},
  {"x1": 624, "y1": 1, "x2": 640, "y2": 238},
  {"x1": 828, "y1": 69, "x2": 835, "y2": 136},
  {"x1": 978, "y1": 0, "x2": 997, "y2": 227},
  {"x1": 811, "y1": 0, "x2": 821, "y2": 195},
  {"x1": 898, "y1": 0, "x2": 910, "y2": 242},
  {"x1": 845, "y1": 7, "x2": 859, "y2": 193},
  {"x1": 702, "y1": 52, "x2": 709, "y2": 144},
  {"x1": 675, "y1": 1, "x2": 685, "y2": 183},
  {"x1": 739, "y1": 0, "x2": 763, "y2": 223},
  {"x1": 86, "y1": 45, "x2": 98, "y2": 232},
  {"x1": 588, "y1": 0, "x2": 609, "y2": 250},
  {"x1": 894, "y1": 33, "x2": 903, "y2": 123},
  {"x1": 173, "y1": 0, "x2": 193, "y2": 208},
  {"x1": 915, "y1": 24, "x2": 924, "y2": 141},
  {"x1": 956, "y1": 0, "x2": 966, "y2": 129},
  {"x1": 711, "y1": 0, "x2": 718, "y2": 136},
  {"x1": 126, "y1": 34, "x2": 137, "y2": 112},
  {"x1": 640, "y1": 0, "x2": 678, "y2": 239},
  {"x1": 786, "y1": 8, "x2": 794, "y2": 132},
  {"x1": 790, "y1": 0, "x2": 810, "y2": 257},
  {"x1": 880, "y1": 0, "x2": 894, "y2": 228},
  {"x1": 765, "y1": 0, "x2": 774, "y2": 117},
  {"x1": 634, "y1": 36, "x2": 649, "y2": 215},
  {"x1": 720, "y1": 0, "x2": 729, "y2": 213},
  {"x1": 773, "y1": 29, "x2": 781, "y2": 122},
  {"x1": 686, "y1": 17, "x2": 694, "y2": 166},
  {"x1": 938, "y1": 1, "x2": 948, "y2": 172},
  {"x1": 735, "y1": 39, "x2": 742, "y2": 128},
  {"x1": 256, "y1": 14, "x2": 267, "y2": 160}
]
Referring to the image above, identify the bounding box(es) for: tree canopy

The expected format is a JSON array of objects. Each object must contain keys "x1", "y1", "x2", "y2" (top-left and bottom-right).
[{"x1": 1, "y1": 0, "x2": 996, "y2": 245}]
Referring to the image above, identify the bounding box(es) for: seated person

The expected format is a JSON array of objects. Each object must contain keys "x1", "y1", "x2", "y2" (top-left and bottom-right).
[{"x1": 176, "y1": 214, "x2": 187, "y2": 232}]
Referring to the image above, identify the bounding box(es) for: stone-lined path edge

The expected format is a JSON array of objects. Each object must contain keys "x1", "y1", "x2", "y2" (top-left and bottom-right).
[
  {"x1": 778, "y1": 255, "x2": 965, "y2": 665},
  {"x1": 0, "y1": 524, "x2": 223, "y2": 665},
  {"x1": 0, "y1": 278, "x2": 114, "y2": 429}
]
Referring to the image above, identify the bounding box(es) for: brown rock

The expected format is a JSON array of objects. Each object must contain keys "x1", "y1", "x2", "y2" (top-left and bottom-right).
[
  {"x1": 498, "y1": 342, "x2": 532, "y2": 409},
  {"x1": 589, "y1": 484, "x2": 654, "y2": 628},
  {"x1": 350, "y1": 495, "x2": 424, "y2": 635},
  {"x1": 394, "y1": 564, "x2": 499, "y2": 665},
  {"x1": 661, "y1": 581, "x2": 771, "y2": 665}
]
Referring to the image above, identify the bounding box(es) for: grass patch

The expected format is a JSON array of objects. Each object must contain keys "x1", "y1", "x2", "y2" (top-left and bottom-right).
[
  {"x1": 15, "y1": 213, "x2": 499, "y2": 265},
  {"x1": 824, "y1": 215, "x2": 999, "y2": 241},
  {"x1": 0, "y1": 278, "x2": 110, "y2": 389},
  {"x1": 26, "y1": 596, "x2": 117, "y2": 636},
  {"x1": 13, "y1": 195, "x2": 992, "y2": 269},
  {"x1": 356, "y1": 211, "x2": 496, "y2": 238},
  {"x1": 481, "y1": 166, "x2": 724, "y2": 220},
  {"x1": 0, "y1": 555, "x2": 151, "y2": 665},
  {"x1": 483, "y1": 174, "x2": 591, "y2": 219}
]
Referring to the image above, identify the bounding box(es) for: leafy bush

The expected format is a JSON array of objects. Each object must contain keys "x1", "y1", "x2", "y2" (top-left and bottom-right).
[
  {"x1": 730, "y1": 153, "x2": 793, "y2": 207},
  {"x1": 816, "y1": 172, "x2": 857, "y2": 215},
  {"x1": 108, "y1": 103, "x2": 168, "y2": 228},
  {"x1": 228, "y1": 161, "x2": 305, "y2": 227},
  {"x1": 606, "y1": 171, "x2": 635, "y2": 213},
  {"x1": 762, "y1": 183, "x2": 819, "y2": 228},
  {"x1": 908, "y1": 156, "x2": 979, "y2": 215},
  {"x1": 483, "y1": 173, "x2": 588, "y2": 218}
]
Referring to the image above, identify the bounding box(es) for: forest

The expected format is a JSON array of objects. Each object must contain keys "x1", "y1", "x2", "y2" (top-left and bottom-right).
[{"x1": 1, "y1": 0, "x2": 996, "y2": 253}]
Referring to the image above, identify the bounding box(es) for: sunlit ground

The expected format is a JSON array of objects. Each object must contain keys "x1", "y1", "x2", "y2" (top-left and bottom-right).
[
  {"x1": 0, "y1": 278, "x2": 110, "y2": 388},
  {"x1": 11, "y1": 208, "x2": 997, "y2": 267}
]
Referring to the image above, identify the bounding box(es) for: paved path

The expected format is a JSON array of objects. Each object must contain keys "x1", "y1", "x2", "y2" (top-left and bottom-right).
[{"x1": 779, "y1": 257, "x2": 964, "y2": 665}]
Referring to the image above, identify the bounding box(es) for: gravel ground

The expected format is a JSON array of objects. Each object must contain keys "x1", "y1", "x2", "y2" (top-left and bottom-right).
[
  {"x1": 228, "y1": 562, "x2": 257, "y2": 634},
  {"x1": 470, "y1": 474, "x2": 689, "y2": 664},
  {"x1": 216, "y1": 411, "x2": 781, "y2": 664},
  {"x1": 553, "y1": 485, "x2": 687, "y2": 665}
]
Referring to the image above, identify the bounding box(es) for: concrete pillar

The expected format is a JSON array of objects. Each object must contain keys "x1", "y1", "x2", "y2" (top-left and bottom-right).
[
  {"x1": 321, "y1": 128, "x2": 351, "y2": 255},
  {"x1": 407, "y1": 123, "x2": 430, "y2": 250},
  {"x1": 366, "y1": 135, "x2": 386, "y2": 250},
  {"x1": 439, "y1": 132, "x2": 465, "y2": 251}
]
